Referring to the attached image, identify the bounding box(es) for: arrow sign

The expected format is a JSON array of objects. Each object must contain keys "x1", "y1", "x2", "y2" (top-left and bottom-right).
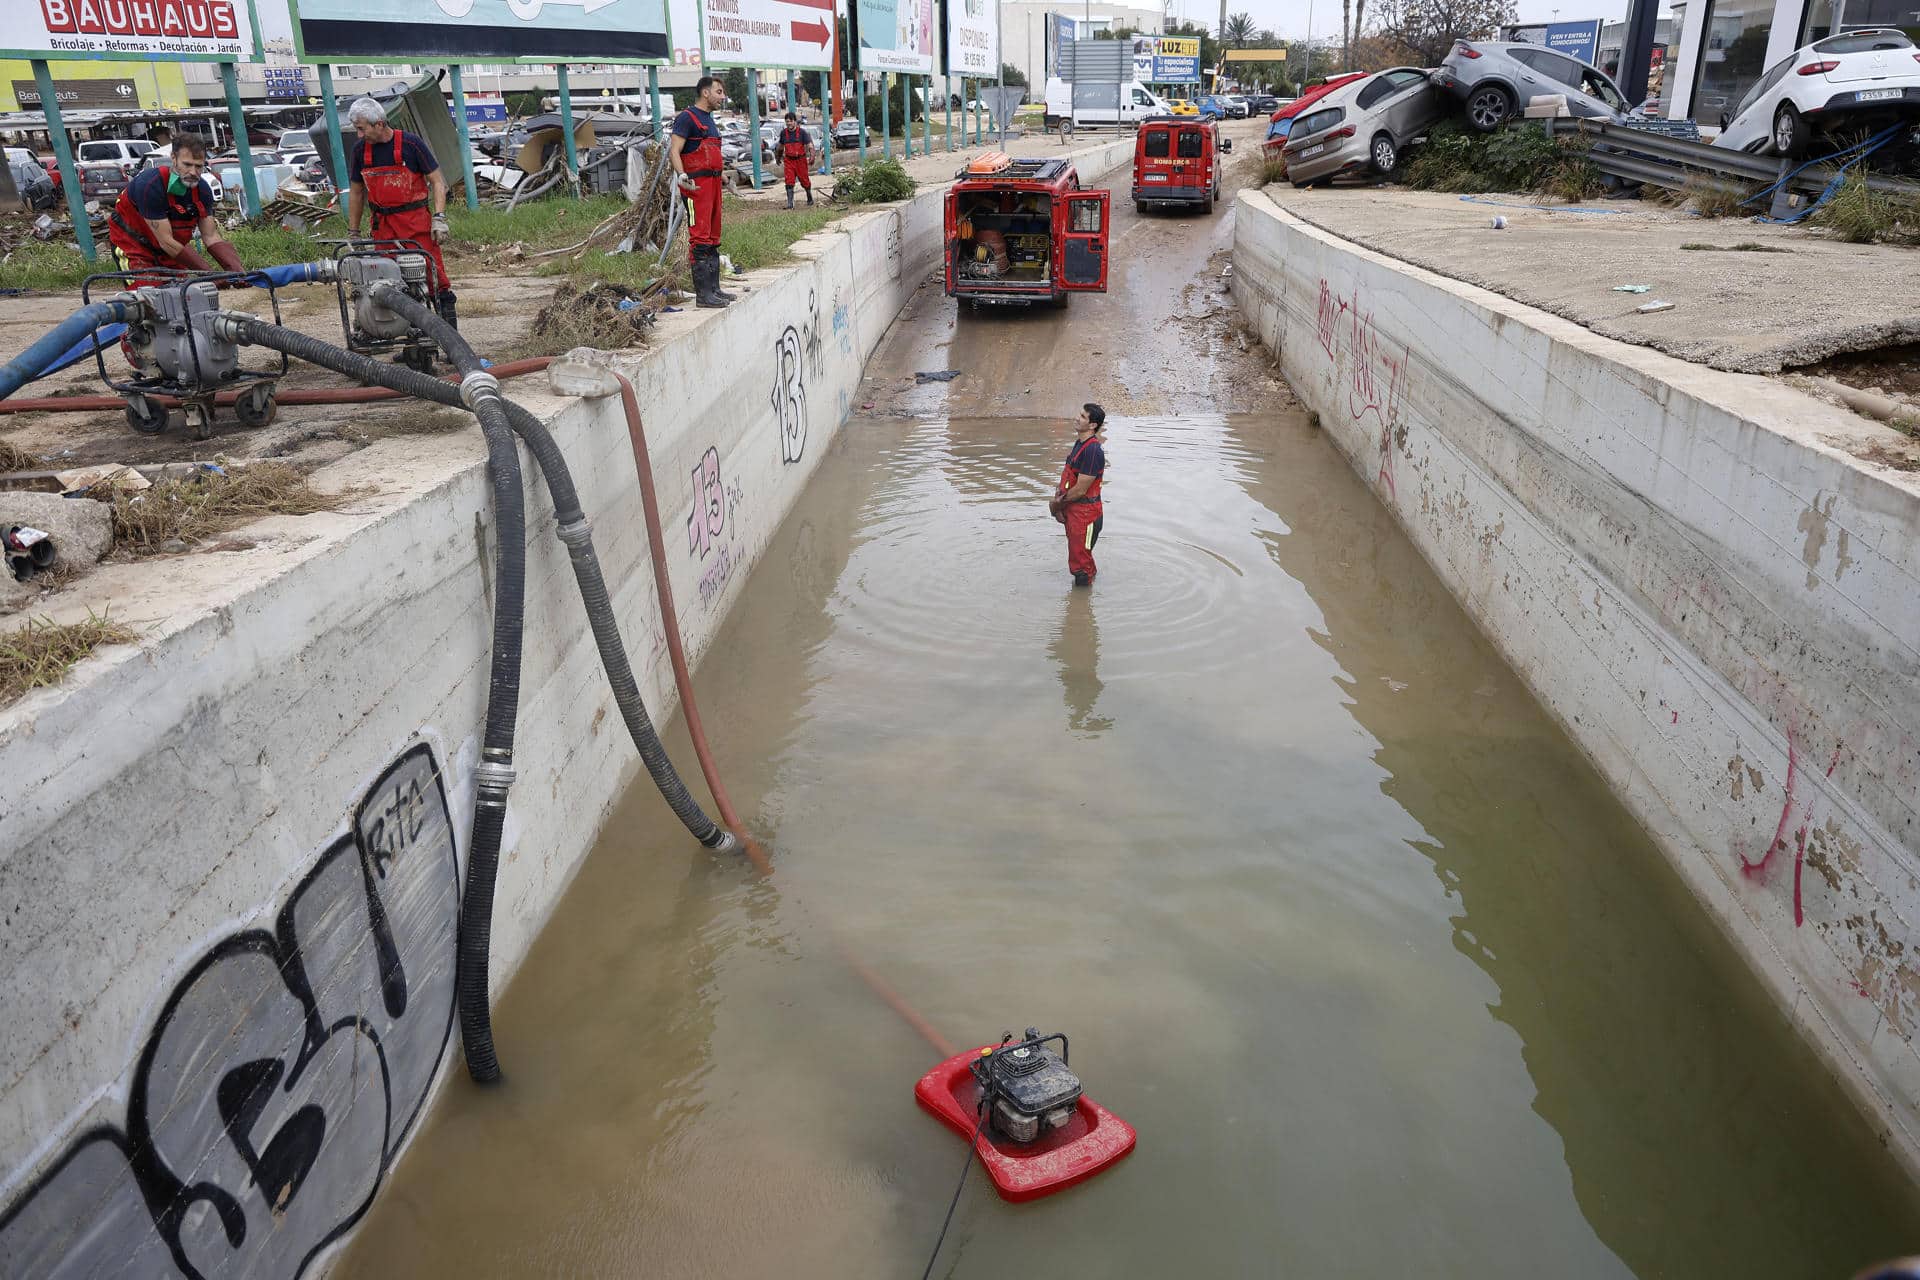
[{"x1": 789, "y1": 17, "x2": 829, "y2": 46}]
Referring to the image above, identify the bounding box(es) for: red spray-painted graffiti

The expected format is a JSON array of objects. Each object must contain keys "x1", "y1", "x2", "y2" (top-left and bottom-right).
[
  {"x1": 1316, "y1": 278, "x2": 1411, "y2": 500},
  {"x1": 1737, "y1": 725, "x2": 1845, "y2": 927}
]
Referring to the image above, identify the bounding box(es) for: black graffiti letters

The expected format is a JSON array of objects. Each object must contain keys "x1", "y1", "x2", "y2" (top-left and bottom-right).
[{"x1": 0, "y1": 742, "x2": 460, "y2": 1280}]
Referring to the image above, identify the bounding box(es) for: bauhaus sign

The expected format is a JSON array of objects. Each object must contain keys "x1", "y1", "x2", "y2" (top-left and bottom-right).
[{"x1": 8, "y1": 0, "x2": 260, "y2": 62}]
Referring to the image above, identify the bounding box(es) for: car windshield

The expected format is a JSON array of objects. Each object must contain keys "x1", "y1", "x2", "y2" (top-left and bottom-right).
[{"x1": 1816, "y1": 30, "x2": 1914, "y2": 52}]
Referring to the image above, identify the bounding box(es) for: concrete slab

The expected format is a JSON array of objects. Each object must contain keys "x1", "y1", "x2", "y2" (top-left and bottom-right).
[{"x1": 1266, "y1": 185, "x2": 1920, "y2": 374}]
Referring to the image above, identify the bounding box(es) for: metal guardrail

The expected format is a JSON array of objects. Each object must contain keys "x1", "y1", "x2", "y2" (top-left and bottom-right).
[{"x1": 1546, "y1": 117, "x2": 1920, "y2": 201}]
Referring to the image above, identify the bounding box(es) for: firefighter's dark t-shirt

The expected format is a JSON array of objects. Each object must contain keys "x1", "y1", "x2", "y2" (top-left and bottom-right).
[
  {"x1": 347, "y1": 131, "x2": 440, "y2": 186},
  {"x1": 1069, "y1": 439, "x2": 1105, "y2": 478}
]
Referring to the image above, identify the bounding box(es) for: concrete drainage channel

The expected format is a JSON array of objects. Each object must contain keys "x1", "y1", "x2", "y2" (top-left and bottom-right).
[
  {"x1": 1231, "y1": 189, "x2": 1920, "y2": 1178},
  {"x1": 0, "y1": 135, "x2": 1136, "y2": 1277}
]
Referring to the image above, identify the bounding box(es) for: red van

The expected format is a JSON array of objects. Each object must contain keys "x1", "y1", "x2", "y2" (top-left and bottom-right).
[
  {"x1": 944, "y1": 153, "x2": 1111, "y2": 308},
  {"x1": 1131, "y1": 116, "x2": 1231, "y2": 213}
]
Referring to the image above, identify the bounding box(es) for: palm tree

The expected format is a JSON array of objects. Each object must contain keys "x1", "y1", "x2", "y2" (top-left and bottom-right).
[{"x1": 1223, "y1": 12, "x2": 1257, "y2": 47}]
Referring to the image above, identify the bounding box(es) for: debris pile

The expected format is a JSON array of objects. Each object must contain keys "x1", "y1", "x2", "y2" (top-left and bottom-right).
[{"x1": 528, "y1": 281, "x2": 659, "y2": 353}]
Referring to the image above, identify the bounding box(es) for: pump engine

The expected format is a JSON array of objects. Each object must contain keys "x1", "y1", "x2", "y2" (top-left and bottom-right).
[
  {"x1": 968, "y1": 1029, "x2": 1083, "y2": 1144},
  {"x1": 332, "y1": 242, "x2": 438, "y2": 372}
]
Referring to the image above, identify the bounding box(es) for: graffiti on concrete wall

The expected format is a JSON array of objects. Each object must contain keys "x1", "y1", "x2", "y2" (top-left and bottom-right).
[
  {"x1": 1317, "y1": 277, "x2": 1411, "y2": 500},
  {"x1": 0, "y1": 742, "x2": 459, "y2": 1280},
  {"x1": 686, "y1": 443, "x2": 749, "y2": 610},
  {"x1": 772, "y1": 324, "x2": 809, "y2": 464}
]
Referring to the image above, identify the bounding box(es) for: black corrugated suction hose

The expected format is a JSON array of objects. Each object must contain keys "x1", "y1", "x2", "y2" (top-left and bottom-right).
[
  {"x1": 220, "y1": 314, "x2": 527, "y2": 1085},
  {"x1": 224, "y1": 310, "x2": 732, "y2": 1084}
]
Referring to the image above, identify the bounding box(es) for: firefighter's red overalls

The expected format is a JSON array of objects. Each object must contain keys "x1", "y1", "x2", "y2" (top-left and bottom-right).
[
  {"x1": 107, "y1": 166, "x2": 220, "y2": 282},
  {"x1": 1056, "y1": 435, "x2": 1105, "y2": 581},
  {"x1": 674, "y1": 107, "x2": 724, "y2": 265},
  {"x1": 779, "y1": 125, "x2": 811, "y2": 191},
  {"x1": 358, "y1": 130, "x2": 450, "y2": 298}
]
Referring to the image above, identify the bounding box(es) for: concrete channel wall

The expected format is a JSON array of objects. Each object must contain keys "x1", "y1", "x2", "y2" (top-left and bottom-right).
[
  {"x1": 0, "y1": 137, "x2": 1136, "y2": 1278},
  {"x1": 1231, "y1": 191, "x2": 1920, "y2": 1176}
]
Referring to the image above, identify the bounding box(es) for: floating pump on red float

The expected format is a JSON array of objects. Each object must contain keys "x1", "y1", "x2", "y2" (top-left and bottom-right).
[{"x1": 914, "y1": 1029, "x2": 1136, "y2": 1203}]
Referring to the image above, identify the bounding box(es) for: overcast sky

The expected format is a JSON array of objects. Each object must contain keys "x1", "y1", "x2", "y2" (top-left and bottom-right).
[{"x1": 251, "y1": 0, "x2": 1628, "y2": 54}]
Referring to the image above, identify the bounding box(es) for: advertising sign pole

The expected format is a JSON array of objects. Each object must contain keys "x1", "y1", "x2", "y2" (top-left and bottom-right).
[
  {"x1": 318, "y1": 64, "x2": 350, "y2": 198},
  {"x1": 946, "y1": 74, "x2": 953, "y2": 151},
  {"x1": 450, "y1": 64, "x2": 479, "y2": 213},
  {"x1": 786, "y1": 68, "x2": 796, "y2": 117},
  {"x1": 883, "y1": 73, "x2": 891, "y2": 160},
  {"x1": 996, "y1": 0, "x2": 1005, "y2": 145},
  {"x1": 820, "y1": 70, "x2": 833, "y2": 173},
  {"x1": 857, "y1": 73, "x2": 867, "y2": 162},
  {"x1": 904, "y1": 76, "x2": 912, "y2": 159},
  {"x1": 747, "y1": 66, "x2": 764, "y2": 188},
  {"x1": 650, "y1": 66, "x2": 662, "y2": 135},
  {"x1": 31, "y1": 61, "x2": 94, "y2": 262},
  {"x1": 219, "y1": 62, "x2": 262, "y2": 220},
  {"x1": 924, "y1": 76, "x2": 932, "y2": 154},
  {"x1": 556, "y1": 64, "x2": 581, "y2": 183}
]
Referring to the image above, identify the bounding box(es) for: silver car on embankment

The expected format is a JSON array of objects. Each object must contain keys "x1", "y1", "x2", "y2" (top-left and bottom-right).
[
  {"x1": 1432, "y1": 40, "x2": 1633, "y2": 131},
  {"x1": 1281, "y1": 67, "x2": 1447, "y2": 187}
]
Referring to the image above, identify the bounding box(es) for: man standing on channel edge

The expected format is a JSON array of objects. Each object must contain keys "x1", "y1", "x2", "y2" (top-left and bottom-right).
[
  {"x1": 669, "y1": 75, "x2": 736, "y2": 309},
  {"x1": 1049, "y1": 403, "x2": 1106, "y2": 587},
  {"x1": 344, "y1": 98, "x2": 456, "y2": 329}
]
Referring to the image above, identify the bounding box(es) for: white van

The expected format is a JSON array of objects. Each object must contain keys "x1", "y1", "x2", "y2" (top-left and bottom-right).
[{"x1": 1044, "y1": 77, "x2": 1173, "y2": 129}]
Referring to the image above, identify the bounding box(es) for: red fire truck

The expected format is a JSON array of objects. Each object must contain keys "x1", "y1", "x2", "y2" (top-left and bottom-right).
[
  {"x1": 943, "y1": 153, "x2": 1111, "y2": 308},
  {"x1": 1131, "y1": 116, "x2": 1231, "y2": 213}
]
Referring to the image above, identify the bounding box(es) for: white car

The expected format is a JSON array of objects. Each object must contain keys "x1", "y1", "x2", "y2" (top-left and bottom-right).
[{"x1": 1715, "y1": 28, "x2": 1920, "y2": 156}]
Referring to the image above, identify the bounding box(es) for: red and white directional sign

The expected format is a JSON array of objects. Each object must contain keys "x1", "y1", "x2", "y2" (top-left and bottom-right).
[{"x1": 699, "y1": 0, "x2": 832, "y2": 70}]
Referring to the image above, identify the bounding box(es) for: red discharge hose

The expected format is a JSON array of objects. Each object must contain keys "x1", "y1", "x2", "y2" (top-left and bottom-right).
[{"x1": 612, "y1": 371, "x2": 955, "y2": 1060}]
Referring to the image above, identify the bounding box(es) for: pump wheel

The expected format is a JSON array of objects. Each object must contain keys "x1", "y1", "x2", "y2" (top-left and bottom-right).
[
  {"x1": 125, "y1": 394, "x2": 169, "y2": 435},
  {"x1": 402, "y1": 346, "x2": 436, "y2": 374},
  {"x1": 234, "y1": 384, "x2": 278, "y2": 429}
]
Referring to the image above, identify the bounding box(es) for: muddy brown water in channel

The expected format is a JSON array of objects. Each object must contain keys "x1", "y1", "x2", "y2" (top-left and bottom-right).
[{"x1": 341, "y1": 180, "x2": 1920, "y2": 1277}]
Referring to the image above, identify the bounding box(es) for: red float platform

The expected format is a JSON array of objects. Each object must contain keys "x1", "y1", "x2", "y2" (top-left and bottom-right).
[{"x1": 913, "y1": 1047, "x2": 1137, "y2": 1203}]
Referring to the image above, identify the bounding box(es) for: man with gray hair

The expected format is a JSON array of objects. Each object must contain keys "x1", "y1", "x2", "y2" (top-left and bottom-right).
[{"x1": 344, "y1": 96, "x2": 457, "y2": 330}]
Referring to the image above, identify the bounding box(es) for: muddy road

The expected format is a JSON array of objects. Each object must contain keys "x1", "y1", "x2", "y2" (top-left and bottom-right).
[{"x1": 858, "y1": 142, "x2": 1296, "y2": 421}]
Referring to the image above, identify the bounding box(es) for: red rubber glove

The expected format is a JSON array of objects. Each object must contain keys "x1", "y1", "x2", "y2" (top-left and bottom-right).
[{"x1": 208, "y1": 240, "x2": 245, "y2": 273}]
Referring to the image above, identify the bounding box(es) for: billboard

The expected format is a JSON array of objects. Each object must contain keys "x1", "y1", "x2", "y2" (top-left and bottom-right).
[
  {"x1": 1543, "y1": 19, "x2": 1602, "y2": 65},
  {"x1": 701, "y1": 0, "x2": 832, "y2": 69},
  {"x1": 6, "y1": 0, "x2": 260, "y2": 64},
  {"x1": 290, "y1": 0, "x2": 670, "y2": 64},
  {"x1": 1154, "y1": 35, "x2": 1199, "y2": 82},
  {"x1": 856, "y1": 0, "x2": 935, "y2": 73},
  {"x1": 1046, "y1": 12, "x2": 1073, "y2": 77},
  {"x1": 944, "y1": 0, "x2": 997, "y2": 78}
]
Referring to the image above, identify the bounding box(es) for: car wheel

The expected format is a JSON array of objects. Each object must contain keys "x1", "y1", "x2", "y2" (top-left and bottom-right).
[
  {"x1": 1772, "y1": 103, "x2": 1807, "y2": 159},
  {"x1": 1370, "y1": 134, "x2": 1399, "y2": 177},
  {"x1": 1466, "y1": 84, "x2": 1514, "y2": 133}
]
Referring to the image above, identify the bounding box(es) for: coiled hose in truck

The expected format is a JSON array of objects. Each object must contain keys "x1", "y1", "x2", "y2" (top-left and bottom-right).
[{"x1": 219, "y1": 311, "x2": 734, "y2": 1082}]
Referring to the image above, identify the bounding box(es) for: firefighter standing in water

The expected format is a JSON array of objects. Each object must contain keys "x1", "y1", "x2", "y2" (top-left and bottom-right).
[
  {"x1": 1049, "y1": 403, "x2": 1107, "y2": 587},
  {"x1": 777, "y1": 110, "x2": 814, "y2": 208},
  {"x1": 343, "y1": 98, "x2": 456, "y2": 329},
  {"x1": 669, "y1": 75, "x2": 735, "y2": 309},
  {"x1": 107, "y1": 135, "x2": 245, "y2": 280}
]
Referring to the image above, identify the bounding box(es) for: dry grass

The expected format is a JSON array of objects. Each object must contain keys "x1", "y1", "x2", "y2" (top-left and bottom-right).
[
  {"x1": 1813, "y1": 171, "x2": 1920, "y2": 245},
  {"x1": 336, "y1": 407, "x2": 473, "y2": 444},
  {"x1": 0, "y1": 440, "x2": 38, "y2": 472},
  {"x1": 1258, "y1": 155, "x2": 1289, "y2": 187},
  {"x1": 0, "y1": 610, "x2": 136, "y2": 706},
  {"x1": 1678, "y1": 177, "x2": 1754, "y2": 219},
  {"x1": 111, "y1": 462, "x2": 352, "y2": 555},
  {"x1": 1680, "y1": 241, "x2": 1792, "y2": 252}
]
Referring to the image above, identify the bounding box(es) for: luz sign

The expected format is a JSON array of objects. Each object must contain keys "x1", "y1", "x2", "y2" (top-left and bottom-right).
[{"x1": 8, "y1": 0, "x2": 261, "y2": 63}]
